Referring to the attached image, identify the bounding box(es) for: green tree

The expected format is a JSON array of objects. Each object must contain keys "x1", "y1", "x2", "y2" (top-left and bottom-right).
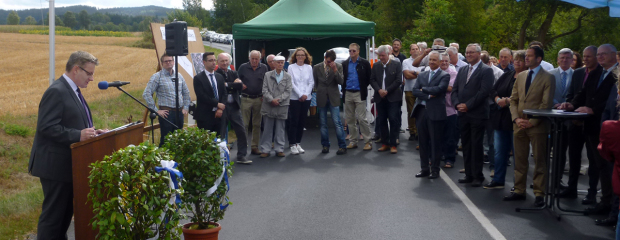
[
  {"x1": 7, "y1": 11, "x2": 20, "y2": 25},
  {"x1": 404, "y1": 0, "x2": 456, "y2": 45},
  {"x1": 63, "y1": 11, "x2": 77, "y2": 29},
  {"x1": 167, "y1": 9, "x2": 202, "y2": 28},
  {"x1": 77, "y1": 10, "x2": 91, "y2": 29},
  {"x1": 24, "y1": 16, "x2": 37, "y2": 25},
  {"x1": 183, "y1": 0, "x2": 209, "y2": 27}
]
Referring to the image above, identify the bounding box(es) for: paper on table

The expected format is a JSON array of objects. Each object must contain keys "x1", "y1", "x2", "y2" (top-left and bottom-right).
[
  {"x1": 188, "y1": 30, "x2": 196, "y2": 42},
  {"x1": 160, "y1": 27, "x2": 166, "y2": 40}
]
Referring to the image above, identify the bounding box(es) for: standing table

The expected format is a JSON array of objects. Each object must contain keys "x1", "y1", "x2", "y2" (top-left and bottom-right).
[{"x1": 517, "y1": 109, "x2": 589, "y2": 220}]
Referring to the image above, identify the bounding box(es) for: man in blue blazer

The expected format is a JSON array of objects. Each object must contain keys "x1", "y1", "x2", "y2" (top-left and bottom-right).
[
  {"x1": 29, "y1": 51, "x2": 107, "y2": 239},
  {"x1": 412, "y1": 51, "x2": 450, "y2": 179}
]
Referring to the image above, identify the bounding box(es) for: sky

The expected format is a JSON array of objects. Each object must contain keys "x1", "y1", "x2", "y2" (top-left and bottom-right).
[{"x1": 0, "y1": 0, "x2": 214, "y2": 10}]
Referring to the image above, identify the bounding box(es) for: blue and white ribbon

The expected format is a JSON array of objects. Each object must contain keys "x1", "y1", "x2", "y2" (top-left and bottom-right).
[
  {"x1": 204, "y1": 140, "x2": 231, "y2": 210},
  {"x1": 155, "y1": 160, "x2": 183, "y2": 205}
]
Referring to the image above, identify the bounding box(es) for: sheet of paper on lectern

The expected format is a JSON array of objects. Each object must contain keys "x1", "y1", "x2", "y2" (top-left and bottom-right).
[
  {"x1": 177, "y1": 57, "x2": 194, "y2": 77},
  {"x1": 160, "y1": 27, "x2": 166, "y2": 40}
]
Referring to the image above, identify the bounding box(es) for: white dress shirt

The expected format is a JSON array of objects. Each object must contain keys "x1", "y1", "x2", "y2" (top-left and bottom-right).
[
  {"x1": 402, "y1": 57, "x2": 423, "y2": 92},
  {"x1": 288, "y1": 63, "x2": 314, "y2": 101}
]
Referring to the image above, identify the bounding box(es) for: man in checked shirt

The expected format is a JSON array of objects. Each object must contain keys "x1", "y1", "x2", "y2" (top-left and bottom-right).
[{"x1": 143, "y1": 53, "x2": 191, "y2": 146}]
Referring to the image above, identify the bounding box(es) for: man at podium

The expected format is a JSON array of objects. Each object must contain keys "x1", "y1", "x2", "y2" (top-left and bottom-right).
[{"x1": 28, "y1": 51, "x2": 107, "y2": 239}]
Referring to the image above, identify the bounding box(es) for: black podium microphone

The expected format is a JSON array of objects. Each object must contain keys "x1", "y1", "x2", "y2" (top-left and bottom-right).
[{"x1": 98, "y1": 81, "x2": 130, "y2": 89}]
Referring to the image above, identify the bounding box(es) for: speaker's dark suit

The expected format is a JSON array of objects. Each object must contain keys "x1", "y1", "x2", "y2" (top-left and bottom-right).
[
  {"x1": 369, "y1": 60, "x2": 403, "y2": 146},
  {"x1": 451, "y1": 61, "x2": 494, "y2": 180},
  {"x1": 571, "y1": 64, "x2": 618, "y2": 205},
  {"x1": 194, "y1": 71, "x2": 227, "y2": 137},
  {"x1": 29, "y1": 76, "x2": 91, "y2": 239},
  {"x1": 412, "y1": 69, "x2": 450, "y2": 172}
]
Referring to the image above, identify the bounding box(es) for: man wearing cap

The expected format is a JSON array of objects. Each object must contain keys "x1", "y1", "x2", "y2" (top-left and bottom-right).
[{"x1": 260, "y1": 56, "x2": 292, "y2": 157}]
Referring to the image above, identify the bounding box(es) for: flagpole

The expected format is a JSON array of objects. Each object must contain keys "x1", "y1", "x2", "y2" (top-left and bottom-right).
[{"x1": 49, "y1": 0, "x2": 55, "y2": 86}]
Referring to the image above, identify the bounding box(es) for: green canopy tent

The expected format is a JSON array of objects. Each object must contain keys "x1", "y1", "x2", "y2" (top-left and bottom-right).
[{"x1": 231, "y1": 0, "x2": 375, "y2": 68}]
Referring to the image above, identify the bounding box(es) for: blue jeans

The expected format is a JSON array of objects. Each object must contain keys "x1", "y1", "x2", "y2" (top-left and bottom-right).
[
  {"x1": 442, "y1": 114, "x2": 459, "y2": 164},
  {"x1": 492, "y1": 129, "x2": 514, "y2": 184},
  {"x1": 159, "y1": 110, "x2": 183, "y2": 147},
  {"x1": 318, "y1": 102, "x2": 346, "y2": 148}
]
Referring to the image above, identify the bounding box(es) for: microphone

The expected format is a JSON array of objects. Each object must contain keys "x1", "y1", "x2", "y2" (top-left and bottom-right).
[{"x1": 98, "y1": 81, "x2": 130, "y2": 89}]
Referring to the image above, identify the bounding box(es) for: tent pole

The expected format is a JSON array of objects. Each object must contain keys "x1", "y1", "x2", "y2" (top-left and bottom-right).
[
  {"x1": 372, "y1": 36, "x2": 375, "y2": 60},
  {"x1": 232, "y1": 39, "x2": 236, "y2": 69},
  {"x1": 49, "y1": 0, "x2": 55, "y2": 86}
]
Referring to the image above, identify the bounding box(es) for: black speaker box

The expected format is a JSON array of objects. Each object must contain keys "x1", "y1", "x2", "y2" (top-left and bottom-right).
[{"x1": 165, "y1": 21, "x2": 188, "y2": 56}]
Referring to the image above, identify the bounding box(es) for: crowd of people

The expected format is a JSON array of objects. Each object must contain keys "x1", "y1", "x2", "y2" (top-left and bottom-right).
[{"x1": 142, "y1": 38, "x2": 620, "y2": 234}]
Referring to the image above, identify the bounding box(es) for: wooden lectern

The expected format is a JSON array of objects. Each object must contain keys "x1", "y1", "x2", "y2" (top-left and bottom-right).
[{"x1": 70, "y1": 122, "x2": 145, "y2": 240}]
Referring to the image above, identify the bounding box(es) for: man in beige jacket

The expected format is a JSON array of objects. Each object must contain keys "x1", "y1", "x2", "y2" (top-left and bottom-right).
[{"x1": 504, "y1": 46, "x2": 555, "y2": 207}]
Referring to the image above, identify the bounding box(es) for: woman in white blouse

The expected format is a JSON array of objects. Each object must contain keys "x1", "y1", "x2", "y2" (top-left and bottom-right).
[{"x1": 287, "y1": 47, "x2": 314, "y2": 154}]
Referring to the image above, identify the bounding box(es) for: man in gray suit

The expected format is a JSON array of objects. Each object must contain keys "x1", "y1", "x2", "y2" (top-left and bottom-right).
[
  {"x1": 370, "y1": 45, "x2": 403, "y2": 154},
  {"x1": 451, "y1": 43, "x2": 495, "y2": 187},
  {"x1": 313, "y1": 50, "x2": 347, "y2": 155},
  {"x1": 29, "y1": 51, "x2": 107, "y2": 239},
  {"x1": 412, "y1": 51, "x2": 450, "y2": 179},
  {"x1": 549, "y1": 48, "x2": 575, "y2": 108}
]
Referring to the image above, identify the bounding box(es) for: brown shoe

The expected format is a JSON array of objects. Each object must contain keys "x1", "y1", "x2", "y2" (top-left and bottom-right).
[
  {"x1": 416, "y1": 145, "x2": 420, "y2": 150},
  {"x1": 347, "y1": 143, "x2": 358, "y2": 149},
  {"x1": 378, "y1": 145, "x2": 390, "y2": 152},
  {"x1": 363, "y1": 143, "x2": 372, "y2": 151},
  {"x1": 390, "y1": 146, "x2": 397, "y2": 154},
  {"x1": 260, "y1": 153, "x2": 270, "y2": 158},
  {"x1": 276, "y1": 152, "x2": 285, "y2": 157},
  {"x1": 251, "y1": 148, "x2": 261, "y2": 155}
]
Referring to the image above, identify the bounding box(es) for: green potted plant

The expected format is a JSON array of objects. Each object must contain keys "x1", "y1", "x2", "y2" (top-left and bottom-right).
[
  {"x1": 88, "y1": 142, "x2": 183, "y2": 240},
  {"x1": 164, "y1": 127, "x2": 233, "y2": 239}
]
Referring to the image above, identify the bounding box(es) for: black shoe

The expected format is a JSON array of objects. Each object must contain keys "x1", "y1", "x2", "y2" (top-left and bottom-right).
[
  {"x1": 503, "y1": 192, "x2": 526, "y2": 201},
  {"x1": 534, "y1": 196, "x2": 545, "y2": 207},
  {"x1": 336, "y1": 148, "x2": 347, "y2": 155},
  {"x1": 582, "y1": 195, "x2": 597, "y2": 205},
  {"x1": 415, "y1": 170, "x2": 430, "y2": 178},
  {"x1": 458, "y1": 177, "x2": 473, "y2": 183},
  {"x1": 586, "y1": 204, "x2": 612, "y2": 215},
  {"x1": 236, "y1": 156, "x2": 252, "y2": 165},
  {"x1": 483, "y1": 155, "x2": 489, "y2": 164},
  {"x1": 595, "y1": 217, "x2": 618, "y2": 226},
  {"x1": 322, "y1": 146, "x2": 329, "y2": 153},
  {"x1": 371, "y1": 134, "x2": 380, "y2": 140},
  {"x1": 507, "y1": 160, "x2": 512, "y2": 166},
  {"x1": 556, "y1": 189, "x2": 578, "y2": 199},
  {"x1": 471, "y1": 179, "x2": 483, "y2": 187},
  {"x1": 428, "y1": 171, "x2": 440, "y2": 179},
  {"x1": 483, "y1": 181, "x2": 505, "y2": 189},
  {"x1": 408, "y1": 135, "x2": 416, "y2": 141}
]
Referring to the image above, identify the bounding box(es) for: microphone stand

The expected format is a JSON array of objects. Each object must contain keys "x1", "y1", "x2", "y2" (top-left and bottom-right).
[{"x1": 114, "y1": 86, "x2": 178, "y2": 144}]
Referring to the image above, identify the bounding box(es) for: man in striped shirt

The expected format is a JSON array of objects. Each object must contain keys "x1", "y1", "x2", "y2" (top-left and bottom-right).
[{"x1": 143, "y1": 53, "x2": 191, "y2": 146}]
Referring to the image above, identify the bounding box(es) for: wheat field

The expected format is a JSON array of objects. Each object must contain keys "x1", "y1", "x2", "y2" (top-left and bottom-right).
[{"x1": 0, "y1": 33, "x2": 159, "y2": 116}]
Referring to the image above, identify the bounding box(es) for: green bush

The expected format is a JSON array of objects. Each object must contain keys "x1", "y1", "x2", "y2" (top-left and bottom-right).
[
  {"x1": 164, "y1": 128, "x2": 233, "y2": 230},
  {"x1": 3, "y1": 124, "x2": 32, "y2": 137},
  {"x1": 88, "y1": 142, "x2": 183, "y2": 239}
]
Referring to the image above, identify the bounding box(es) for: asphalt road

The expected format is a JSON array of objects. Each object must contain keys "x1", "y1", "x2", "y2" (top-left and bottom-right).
[{"x1": 203, "y1": 41, "x2": 231, "y2": 53}]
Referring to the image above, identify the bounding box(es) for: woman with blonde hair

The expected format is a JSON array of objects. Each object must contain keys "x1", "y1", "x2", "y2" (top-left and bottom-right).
[{"x1": 286, "y1": 47, "x2": 314, "y2": 154}]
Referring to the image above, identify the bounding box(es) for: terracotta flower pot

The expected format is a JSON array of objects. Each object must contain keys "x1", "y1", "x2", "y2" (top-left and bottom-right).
[{"x1": 182, "y1": 222, "x2": 222, "y2": 240}]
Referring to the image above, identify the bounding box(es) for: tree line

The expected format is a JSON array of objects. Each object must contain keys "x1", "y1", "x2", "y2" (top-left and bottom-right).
[
  {"x1": 5, "y1": 10, "x2": 164, "y2": 32},
  {"x1": 173, "y1": 0, "x2": 620, "y2": 64}
]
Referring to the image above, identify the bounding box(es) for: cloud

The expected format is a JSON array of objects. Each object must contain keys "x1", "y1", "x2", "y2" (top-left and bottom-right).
[{"x1": 0, "y1": 0, "x2": 214, "y2": 10}]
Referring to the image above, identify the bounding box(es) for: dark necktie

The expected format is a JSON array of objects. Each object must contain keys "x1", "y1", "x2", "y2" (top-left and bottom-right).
[
  {"x1": 209, "y1": 74, "x2": 218, "y2": 100},
  {"x1": 76, "y1": 88, "x2": 93, "y2": 128},
  {"x1": 525, "y1": 70, "x2": 534, "y2": 94},
  {"x1": 597, "y1": 70, "x2": 607, "y2": 89}
]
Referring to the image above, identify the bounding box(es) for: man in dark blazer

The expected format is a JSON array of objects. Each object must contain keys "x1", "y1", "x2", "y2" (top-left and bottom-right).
[
  {"x1": 29, "y1": 51, "x2": 106, "y2": 239},
  {"x1": 194, "y1": 52, "x2": 227, "y2": 136},
  {"x1": 215, "y1": 53, "x2": 250, "y2": 164},
  {"x1": 342, "y1": 43, "x2": 373, "y2": 151},
  {"x1": 451, "y1": 43, "x2": 495, "y2": 187},
  {"x1": 313, "y1": 49, "x2": 347, "y2": 155},
  {"x1": 560, "y1": 44, "x2": 619, "y2": 217},
  {"x1": 557, "y1": 46, "x2": 599, "y2": 200},
  {"x1": 412, "y1": 51, "x2": 450, "y2": 179},
  {"x1": 370, "y1": 45, "x2": 403, "y2": 154}
]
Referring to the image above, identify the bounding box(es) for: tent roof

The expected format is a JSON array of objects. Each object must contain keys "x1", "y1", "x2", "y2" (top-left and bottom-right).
[{"x1": 232, "y1": 0, "x2": 375, "y2": 40}]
